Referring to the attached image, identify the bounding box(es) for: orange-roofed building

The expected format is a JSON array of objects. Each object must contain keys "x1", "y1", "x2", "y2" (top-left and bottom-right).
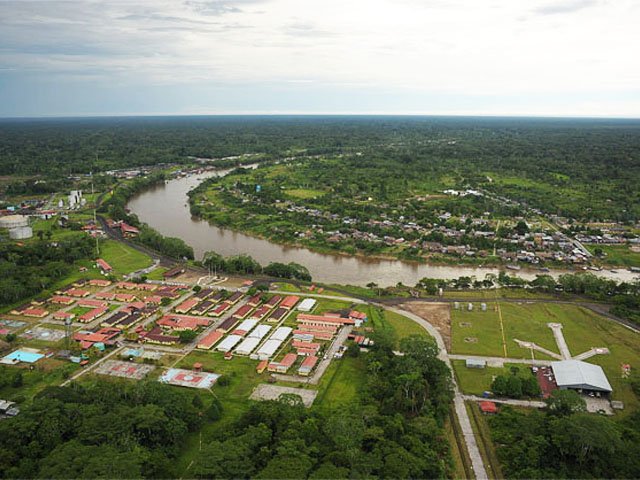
[
  {"x1": 175, "y1": 298, "x2": 199, "y2": 314},
  {"x1": 89, "y1": 279, "x2": 112, "y2": 287},
  {"x1": 96, "y1": 258, "x2": 113, "y2": 272},
  {"x1": 280, "y1": 296, "x2": 300, "y2": 310},
  {"x1": 53, "y1": 311, "x2": 75, "y2": 321},
  {"x1": 298, "y1": 355, "x2": 318, "y2": 376},
  {"x1": 197, "y1": 331, "x2": 224, "y2": 350},
  {"x1": 115, "y1": 293, "x2": 137, "y2": 302},
  {"x1": 479, "y1": 401, "x2": 498, "y2": 414},
  {"x1": 66, "y1": 288, "x2": 91, "y2": 298},
  {"x1": 50, "y1": 295, "x2": 75, "y2": 305},
  {"x1": 78, "y1": 299, "x2": 108, "y2": 308},
  {"x1": 21, "y1": 308, "x2": 49, "y2": 318},
  {"x1": 79, "y1": 307, "x2": 108, "y2": 323}
]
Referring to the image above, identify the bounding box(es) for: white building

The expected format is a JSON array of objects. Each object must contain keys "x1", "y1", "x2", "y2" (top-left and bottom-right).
[
  {"x1": 269, "y1": 326, "x2": 292, "y2": 342},
  {"x1": 248, "y1": 324, "x2": 271, "y2": 340},
  {"x1": 234, "y1": 337, "x2": 261, "y2": 355},
  {"x1": 296, "y1": 298, "x2": 317, "y2": 312},
  {"x1": 216, "y1": 334, "x2": 242, "y2": 352},
  {"x1": 551, "y1": 360, "x2": 612, "y2": 393},
  {"x1": 255, "y1": 339, "x2": 282, "y2": 360}
]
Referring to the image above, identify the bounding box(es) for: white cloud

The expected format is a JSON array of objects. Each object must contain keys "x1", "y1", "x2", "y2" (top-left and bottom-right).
[{"x1": 0, "y1": 0, "x2": 638, "y2": 115}]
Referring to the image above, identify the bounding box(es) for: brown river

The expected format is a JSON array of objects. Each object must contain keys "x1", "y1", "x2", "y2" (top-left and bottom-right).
[{"x1": 127, "y1": 170, "x2": 639, "y2": 287}]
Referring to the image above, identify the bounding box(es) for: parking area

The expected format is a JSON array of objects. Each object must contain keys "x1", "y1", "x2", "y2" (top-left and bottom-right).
[{"x1": 250, "y1": 384, "x2": 318, "y2": 407}]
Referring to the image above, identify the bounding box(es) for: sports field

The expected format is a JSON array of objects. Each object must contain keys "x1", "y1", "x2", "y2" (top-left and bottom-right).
[{"x1": 99, "y1": 240, "x2": 153, "y2": 275}]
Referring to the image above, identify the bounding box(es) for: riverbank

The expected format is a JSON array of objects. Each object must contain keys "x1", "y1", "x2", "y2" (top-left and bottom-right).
[{"x1": 127, "y1": 170, "x2": 640, "y2": 286}]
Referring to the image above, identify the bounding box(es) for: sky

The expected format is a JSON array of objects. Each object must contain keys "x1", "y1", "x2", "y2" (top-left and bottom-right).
[{"x1": 1, "y1": 0, "x2": 639, "y2": 117}]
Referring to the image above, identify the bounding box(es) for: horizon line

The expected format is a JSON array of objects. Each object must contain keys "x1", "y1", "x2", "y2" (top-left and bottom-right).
[{"x1": 2, "y1": 112, "x2": 640, "y2": 121}]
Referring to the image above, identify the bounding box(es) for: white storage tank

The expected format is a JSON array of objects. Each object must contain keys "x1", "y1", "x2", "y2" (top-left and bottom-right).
[
  {"x1": 9, "y1": 226, "x2": 33, "y2": 240},
  {"x1": 0, "y1": 214, "x2": 29, "y2": 229}
]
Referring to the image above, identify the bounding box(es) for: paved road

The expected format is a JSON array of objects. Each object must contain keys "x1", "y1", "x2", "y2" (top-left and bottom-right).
[
  {"x1": 462, "y1": 394, "x2": 546, "y2": 409},
  {"x1": 448, "y1": 354, "x2": 553, "y2": 366},
  {"x1": 379, "y1": 303, "x2": 488, "y2": 480},
  {"x1": 272, "y1": 325, "x2": 353, "y2": 385}
]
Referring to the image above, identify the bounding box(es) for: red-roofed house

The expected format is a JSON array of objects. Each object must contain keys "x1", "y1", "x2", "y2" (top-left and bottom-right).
[
  {"x1": 96, "y1": 258, "x2": 113, "y2": 273},
  {"x1": 79, "y1": 307, "x2": 108, "y2": 323},
  {"x1": 120, "y1": 223, "x2": 140, "y2": 237},
  {"x1": 267, "y1": 353, "x2": 297, "y2": 373},
  {"x1": 479, "y1": 401, "x2": 498, "y2": 414},
  {"x1": 53, "y1": 311, "x2": 75, "y2": 321},
  {"x1": 280, "y1": 296, "x2": 300, "y2": 310},
  {"x1": 232, "y1": 304, "x2": 253, "y2": 320},
  {"x1": 175, "y1": 298, "x2": 199, "y2": 314},
  {"x1": 65, "y1": 288, "x2": 91, "y2": 298},
  {"x1": 115, "y1": 293, "x2": 137, "y2": 303},
  {"x1": 89, "y1": 279, "x2": 112, "y2": 287},
  {"x1": 21, "y1": 308, "x2": 49, "y2": 318},
  {"x1": 298, "y1": 355, "x2": 318, "y2": 376},
  {"x1": 50, "y1": 295, "x2": 75, "y2": 306},
  {"x1": 78, "y1": 299, "x2": 108, "y2": 308},
  {"x1": 197, "y1": 331, "x2": 224, "y2": 350}
]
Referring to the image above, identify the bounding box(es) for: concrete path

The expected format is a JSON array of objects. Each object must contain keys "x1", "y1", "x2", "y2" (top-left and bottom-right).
[
  {"x1": 463, "y1": 394, "x2": 546, "y2": 409},
  {"x1": 547, "y1": 323, "x2": 572, "y2": 359},
  {"x1": 449, "y1": 354, "x2": 553, "y2": 366},
  {"x1": 513, "y1": 339, "x2": 563, "y2": 360},
  {"x1": 573, "y1": 347, "x2": 610, "y2": 361},
  {"x1": 61, "y1": 345, "x2": 124, "y2": 386},
  {"x1": 384, "y1": 303, "x2": 488, "y2": 480},
  {"x1": 272, "y1": 325, "x2": 353, "y2": 385}
]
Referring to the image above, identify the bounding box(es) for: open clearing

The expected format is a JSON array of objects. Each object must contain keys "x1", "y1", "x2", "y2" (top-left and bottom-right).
[
  {"x1": 250, "y1": 384, "x2": 318, "y2": 407},
  {"x1": 99, "y1": 240, "x2": 153, "y2": 275},
  {"x1": 397, "y1": 302, "x2": 451, "y2": 349}
]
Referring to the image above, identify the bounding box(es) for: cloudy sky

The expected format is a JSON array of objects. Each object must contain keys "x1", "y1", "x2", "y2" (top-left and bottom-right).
[{"x1": 1, "y1": 0, "x2": 639, "y2": 117}]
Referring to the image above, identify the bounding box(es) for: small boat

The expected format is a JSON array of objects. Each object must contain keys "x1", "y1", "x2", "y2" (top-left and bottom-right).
[{"x1": 610, "y1": 270, "x2": 618, "y2": 274}]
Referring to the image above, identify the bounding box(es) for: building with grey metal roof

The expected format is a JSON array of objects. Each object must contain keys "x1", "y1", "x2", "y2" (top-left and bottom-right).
[{"x1": 551, "y1": 360, "x2": 612, "y2": 393}]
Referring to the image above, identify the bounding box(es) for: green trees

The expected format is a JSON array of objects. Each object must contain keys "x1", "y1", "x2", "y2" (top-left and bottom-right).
[
  {"x1": 0, "y1": 380, "x2": 206, "y2": 478},
  {"x1": 491, "y1": 371, "x2": 541, "y2": 399},
  {"x1": 190, "y1": 334, "x2": 454, "y2": 479},
  {"x1": 489, "y1": 391, "x2": 640, "y2": 478},
  {"x1": 0, "y1": 236, "x2": 93, "y2": 306}
]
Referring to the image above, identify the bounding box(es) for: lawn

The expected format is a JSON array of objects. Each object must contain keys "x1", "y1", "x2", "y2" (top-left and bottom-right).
[
  {"x1": 357, "y1": 305, "x2": 432, "y2": 346},
  {"x1": 284, "y1": 188, "x2": 326, "y2": 199},
  {"x1": 314, "y1": 356, "x2": 366, "y2": 410},
  {"x1": 0, "y1": 360, "x2": 79, "y2": 403},
  {"x1": 451, "y1": 302, "x2": 563, "y2": 360},
  {"x1": 452, "y1": 360, "x2": 536, "y2": 396},
  {"x1": 586, "y1": 244, "x2": 640, "y2": 268},
  {"x1": 452, "y1": 301, "x2": 640, "y2": 411},
  {"x1": 98, "y1": 240, "x2": 153, "y2": 275},
  {"x1": 145, "y1": 266, "x2": 168, "y2": 280}
]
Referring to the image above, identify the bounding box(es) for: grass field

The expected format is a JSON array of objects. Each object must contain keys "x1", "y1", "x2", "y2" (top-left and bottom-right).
[
  {"x1": 452, "y1": 360, "x2": 537, "y2": 396},
  {"x1": 99, "y1": 240, "x2": 153, "y2": 275},
  {"x1": 451, "y1": 302, "x2": 562, "y2": 359},
  {"x1": 314, "y1": 356, "x2": 366, "y2": 410},
  {"x1": 451, "y1": 301, "x2": 640, "y2": 411},
  {"x1": 586, "y1": 244, "x2": 640, "y2": 268},
  {"x1": 0, "y1": 360, "x2": 79, "y2": 402},
  {"x1": 284, "y1": 188, "x2": 326, "y2": 199}
]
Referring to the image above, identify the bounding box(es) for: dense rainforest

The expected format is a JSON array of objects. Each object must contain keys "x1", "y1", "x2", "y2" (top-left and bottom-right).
[{"x1": 1, "y1": 116, "x2": 639, "y2": 222}]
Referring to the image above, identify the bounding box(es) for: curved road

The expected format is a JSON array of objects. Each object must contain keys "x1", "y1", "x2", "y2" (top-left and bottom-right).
[{"x1": 376, "y1": 302, "x2": 489, "y2": 480}]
